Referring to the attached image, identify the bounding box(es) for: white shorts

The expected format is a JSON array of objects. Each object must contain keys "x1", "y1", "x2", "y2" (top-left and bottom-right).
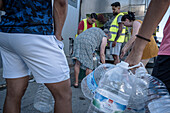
[
  {"x1": 110, "y1": 42, "x2": 122, "y2": 56},
  {"x1": 0, "y1": 32, "x2": 70, "y2": 83}
]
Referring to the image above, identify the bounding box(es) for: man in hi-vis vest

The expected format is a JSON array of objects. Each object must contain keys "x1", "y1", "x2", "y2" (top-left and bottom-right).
[
  {"x1": 109, "y1": 2, "x2": 126, "y2": 64},
  {"x1": 75, "y1": 13, "x2": 97, "y2": 37}
]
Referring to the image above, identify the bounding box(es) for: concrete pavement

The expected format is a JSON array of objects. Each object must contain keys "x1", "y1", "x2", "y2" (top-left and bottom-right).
[
  {"x1": 0, "y1": 57, "x2": 91, "y2": 113},
  {"x1": 0, "y1": 83, "x2": 91, "y2": 113}
]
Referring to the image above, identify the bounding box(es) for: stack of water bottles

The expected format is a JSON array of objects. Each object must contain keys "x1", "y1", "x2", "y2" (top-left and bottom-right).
[
  {"x1": 146, "y1": 75, "x2": 170, "y2": 113},
  {"x1": 82, "y1": 61, "x2": 134, "y2": 113},
  {"x1": 126, "y1": 65, "x2": 170, "y2": 113},
  {"x1": 88, "y1": 61, "x2": 133, "y2": 113},
  {"x1": 81, "y1": 61, "x2": 170, "y2": 113}
]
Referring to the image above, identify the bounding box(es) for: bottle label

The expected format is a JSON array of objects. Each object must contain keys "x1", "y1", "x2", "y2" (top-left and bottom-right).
[
  {"x1": 92, "y1": 92, "x2": 126, "y2": 113},
  {"x1": 87, "y1": 71, "x2": 98, "y2": 94}
]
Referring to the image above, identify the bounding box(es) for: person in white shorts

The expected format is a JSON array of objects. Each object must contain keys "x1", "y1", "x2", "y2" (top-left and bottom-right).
[
  {"x1": 0, "y1": 0, "x2": 72, "y2": 113},
  {"x1": 107, "y1": 2, "x2": 126, "y2": 64},
  {"x1": 110, "y1": 42, "x2": 122, "y2": 59}
]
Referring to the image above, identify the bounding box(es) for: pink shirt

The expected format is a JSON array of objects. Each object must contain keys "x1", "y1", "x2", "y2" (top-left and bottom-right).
[{"x1": 158, "y1": 16, "x2": 170, "y2": 55}]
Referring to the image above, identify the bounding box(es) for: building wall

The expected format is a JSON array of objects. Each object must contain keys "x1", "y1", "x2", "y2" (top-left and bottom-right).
[
  {"x1": 62, "y1": 0, "x2": 80, "y2": 56},
  {"x1": 81, "y1": 0, "x2": 146, "y2": 19}
]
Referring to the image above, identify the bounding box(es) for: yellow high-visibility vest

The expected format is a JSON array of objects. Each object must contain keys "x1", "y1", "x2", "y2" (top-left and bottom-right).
[
  {"x1": 109, "y1": 13, "x2": 126, "y2": 42},
  {"x1": 75, "y1": 18, "x2": 96, "y2": 38}
]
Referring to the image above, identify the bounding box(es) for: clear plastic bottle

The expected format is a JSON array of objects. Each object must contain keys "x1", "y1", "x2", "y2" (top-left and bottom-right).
[
  {"x1": 148, "y1": 95, "x2": 170, "y2": 113},
  {"x1": 81, "y1": 64, "x2": 115, "y2": 100},
  {"x1": 93, "y1": 52, "x2": 101, "y2": 69},
  {"x1": 88, "y1": 61, "x2": 133, "y2": 113},
  {"x1": 125, "y1": 66, "x2": 150, "y2": 113},
  {"x1": 34, "y1": 84, "x2": 54, "y2": 113},
  {"x1": 127, "y1": 64, "x2": 170, "y2": 113},
  {"x1": 93, "y1": 55, "x2": 98, "y2": 69},
  {"x1": 146, "y1": 76, "x2": 170, "y2": 113}
]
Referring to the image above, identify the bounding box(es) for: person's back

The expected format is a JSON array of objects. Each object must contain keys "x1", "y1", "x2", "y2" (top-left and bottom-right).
[
  {"x1": 0, "y1": 0, "x2": 53, "y2": 35},
  {"x1": 76, "y1": 27, "x2": 105, "y2": 50}
]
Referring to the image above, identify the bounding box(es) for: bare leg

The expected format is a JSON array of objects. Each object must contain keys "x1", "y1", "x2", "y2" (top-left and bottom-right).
[
  {"x1": 113, "y1": 55, "x2": 120, "y2": 64},
  {"x1": 141, "y1": 59, "x2": 150, "y2": 67},
  {"x1": 74, "y1": 60, "x2": 80, "y2": 86},
  {"x1": 45, "y1": 79, "x2": 72, "y2": 113},
  {"x1": 3, "y1": 76, "x2": 29, "y2": 113},
  {"x1": 86, "y1": 68, "x2": 93, "y2": 76}
]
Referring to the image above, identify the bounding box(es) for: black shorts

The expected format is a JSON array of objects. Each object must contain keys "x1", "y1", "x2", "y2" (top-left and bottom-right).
[{"x1": 152, "y1": 55, "x2": 170, "y2": 93}]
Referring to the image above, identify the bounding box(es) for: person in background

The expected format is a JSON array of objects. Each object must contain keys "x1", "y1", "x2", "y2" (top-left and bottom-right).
[
  {"x1": 120, "y1": 11, "x2": 159, "y2": 66},
  {"x1": 0, "y1": 0, "x2": 72, "y2": 113},
  {"x1": 109, "y1": 2, "x2": 126, "y2": 64},
  {"x1": 73, "y1": 28, "x2": 111, "y2": 88},
  {"x1": 96, "y1": 14, "x2": 106, "y2": 30},
  {"x1": 75, "y1": 13, "x2": 97, "y2": 37},
  {"x1": 125, "y1": 0, "x2": 170, "y2": 92}
]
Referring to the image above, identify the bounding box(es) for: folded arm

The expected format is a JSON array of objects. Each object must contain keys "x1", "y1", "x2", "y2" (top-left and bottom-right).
[{"x1": 100, "y1": 37, "x2": 107, "y2": 64}]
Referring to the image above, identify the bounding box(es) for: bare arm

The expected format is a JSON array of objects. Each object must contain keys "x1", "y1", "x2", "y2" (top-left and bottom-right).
[
  {"x1": 115, "y1": 23, "x2": 123, "y2": 41},
  {"x1": 77, "y1": 20, "x2": 84, "y2": 35},
  {"x1": 112, "y1": 23, "x2": 123, "y2": 47},
  {"x1": 125, "y1": 0, "x2": 170, "y2": 65},
  {"x1": 120, "y1": 21, "x2": 141, "y2": 58},
  {"x1": 78, "y1": 30, "x2": 83, "y2": 35},
  {"x1": 100, "y1": 37, "x2": 107, "y2": 64},
  {"x1": 53, "y1": 0, "x2": 68, "y2": 41},
  {"x1": 0, "y1": 0, "x2": 3, "y2": 10}
]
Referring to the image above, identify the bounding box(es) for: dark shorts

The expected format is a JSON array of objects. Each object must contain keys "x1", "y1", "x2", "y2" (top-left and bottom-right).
[{"x1": 152, "y1": 55, "x2": 170, "y2": 93}]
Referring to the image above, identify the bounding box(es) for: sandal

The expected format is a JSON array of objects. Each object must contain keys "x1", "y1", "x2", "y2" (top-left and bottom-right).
[{"x1": 74, "y1": 83, "x2": 79, "y2": 88}]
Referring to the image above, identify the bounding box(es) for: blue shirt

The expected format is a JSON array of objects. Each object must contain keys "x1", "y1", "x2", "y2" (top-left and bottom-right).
[{"x1": 0, "y1": 0, "x2": 54, "y2": 35}]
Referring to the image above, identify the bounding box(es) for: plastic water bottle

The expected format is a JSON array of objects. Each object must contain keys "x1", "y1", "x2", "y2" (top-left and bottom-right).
[
  {"x1": 88, "y1": 61, "x2": 133, "y2": 113},
  {"x1": 148, "y1": 95, "x2": 170, "y2": 113},
  {"x1": 146, "y1": 76, "x2": 170, "y2": 113},
  {"x1": 93, "y1": 55, "x2": 98, "y2": 69},
  {"x1": 126, "y1": 63, "x2": 170, "y2": 113},
  {"x1": 34, "y1": 84, "x2": 54, "y2": 112},
  {"x1": 125, "y1": 66, "x2": 150, "y2": 113},
  {"x1": 93, "y1": 52, "x2": 101, "y2": 69},
  {"x1": 81, "y1": 64, "x2": 115, "y2": 100}
]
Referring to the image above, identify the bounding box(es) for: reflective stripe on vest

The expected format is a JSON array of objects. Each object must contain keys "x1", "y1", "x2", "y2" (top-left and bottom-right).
[
  {"x1": 109, "y1": 13, "x2": 126, "y2": 42},
  {"x1": 75, "y1": 18, "x2": 96, "y2": 38}
]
